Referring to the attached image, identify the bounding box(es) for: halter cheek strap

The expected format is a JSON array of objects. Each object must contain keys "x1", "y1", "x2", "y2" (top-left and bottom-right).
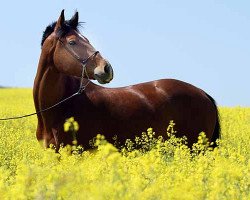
[{"x1": 58, "y1": 39, "x2": 99, "y2": 94}]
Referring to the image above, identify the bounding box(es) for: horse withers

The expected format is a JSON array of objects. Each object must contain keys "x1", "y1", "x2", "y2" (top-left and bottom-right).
[{"x1": 34, "y1": 10, "x2": 220, "y2": 150}]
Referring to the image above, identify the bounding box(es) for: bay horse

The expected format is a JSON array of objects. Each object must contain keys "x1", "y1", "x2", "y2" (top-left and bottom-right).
[{"x1": 34, "y1": 10, "x2": 220, "y2": 150}]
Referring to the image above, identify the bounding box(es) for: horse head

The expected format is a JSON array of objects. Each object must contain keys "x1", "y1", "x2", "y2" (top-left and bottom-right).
[{"x1": 41, "y1": 10, "x2": 113, "y2": 84}]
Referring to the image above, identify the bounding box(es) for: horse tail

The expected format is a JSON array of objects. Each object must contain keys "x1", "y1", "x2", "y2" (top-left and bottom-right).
[{"x1": 205, "y1": 92, "x2": 221, "y2": 147}]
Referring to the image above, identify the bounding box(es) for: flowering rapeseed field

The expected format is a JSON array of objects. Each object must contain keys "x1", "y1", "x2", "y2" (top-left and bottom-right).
[{"x1": 0, "y1": 88, "x2": 249, "y2": 199}]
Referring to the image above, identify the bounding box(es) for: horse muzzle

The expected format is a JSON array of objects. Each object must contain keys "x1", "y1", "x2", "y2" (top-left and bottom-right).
[{"x1": 94, "y1": 63, "x2": 113, "y2": 84}]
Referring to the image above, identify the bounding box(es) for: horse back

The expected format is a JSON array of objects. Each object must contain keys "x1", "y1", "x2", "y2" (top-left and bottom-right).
[{"x1": 82, "y1": 79, "x2": 217, "y2": 146}]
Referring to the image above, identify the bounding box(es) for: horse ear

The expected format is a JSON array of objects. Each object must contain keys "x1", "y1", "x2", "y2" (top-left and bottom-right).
[
  {"x1": 69, "y1": 11, "x2": 79, "y2": 29},
  {"x1": 55, "y1": 9, "x2": 65, "y2": 31}
]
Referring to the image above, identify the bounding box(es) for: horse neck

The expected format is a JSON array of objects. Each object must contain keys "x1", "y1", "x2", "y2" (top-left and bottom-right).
[{"x1": 33, "y1": 51, "x2": 79, "y2": 113}]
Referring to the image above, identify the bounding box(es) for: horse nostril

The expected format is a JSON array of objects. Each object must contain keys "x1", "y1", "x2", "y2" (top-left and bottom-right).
[{"x1": 104, "y1": 64, "x2": 110, "y2": 74}]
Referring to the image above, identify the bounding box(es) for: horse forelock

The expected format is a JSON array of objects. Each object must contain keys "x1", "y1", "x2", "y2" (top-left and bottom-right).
[{"x1": 41, "y1": 18, "x2": 83, "y2": 47}]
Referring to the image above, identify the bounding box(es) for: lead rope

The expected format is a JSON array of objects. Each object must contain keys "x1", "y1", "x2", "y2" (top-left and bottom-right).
[
  {"x1": 0, "y1": 42, "x2": 99, "y2": 121},
  {"x1": 0, "y1": 72, "x2": 86, "y2": 121},
  {"x1": 0, "y1": 92, "x2": 81, "y2": 121}
]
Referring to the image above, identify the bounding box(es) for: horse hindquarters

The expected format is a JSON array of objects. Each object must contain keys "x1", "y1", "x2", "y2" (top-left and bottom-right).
[
  {"x1": 170, "y1": 93, "x2": 218, "y2": 147},
  {"x1": 204, "y1": 93, "x2": 220, "y2": 147}
]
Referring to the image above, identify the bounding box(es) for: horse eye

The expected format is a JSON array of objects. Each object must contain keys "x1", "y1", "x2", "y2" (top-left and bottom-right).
[{"x1": 68, "y1": 40, "x2": 76, "y2": 45}]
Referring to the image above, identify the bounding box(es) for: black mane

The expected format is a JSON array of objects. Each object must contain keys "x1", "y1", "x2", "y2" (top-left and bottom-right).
[
  {"x1": 41, "y1": 22, "x2": 56, "y2": 47},
  {"x1": 41, "y1": 19, "x2": 82, "y2": 47}
]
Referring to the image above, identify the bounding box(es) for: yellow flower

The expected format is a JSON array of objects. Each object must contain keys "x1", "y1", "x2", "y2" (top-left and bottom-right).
[{"x1": 64, "y1": 117, "x2": 79, "y2": 133}]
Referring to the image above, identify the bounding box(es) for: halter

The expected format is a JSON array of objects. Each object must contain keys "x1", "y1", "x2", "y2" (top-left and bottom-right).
[
  {"x1": 0, "y1": 35, "x2": 99, "y2": 121},
  {"x1": 58, "y1": 38, "x2": 99, "y2": 94}
]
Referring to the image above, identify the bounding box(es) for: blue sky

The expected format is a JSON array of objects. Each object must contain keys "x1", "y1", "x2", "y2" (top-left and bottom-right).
[{"x1": 0, "y1": 1, "x2": 249, "y2": 106}]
